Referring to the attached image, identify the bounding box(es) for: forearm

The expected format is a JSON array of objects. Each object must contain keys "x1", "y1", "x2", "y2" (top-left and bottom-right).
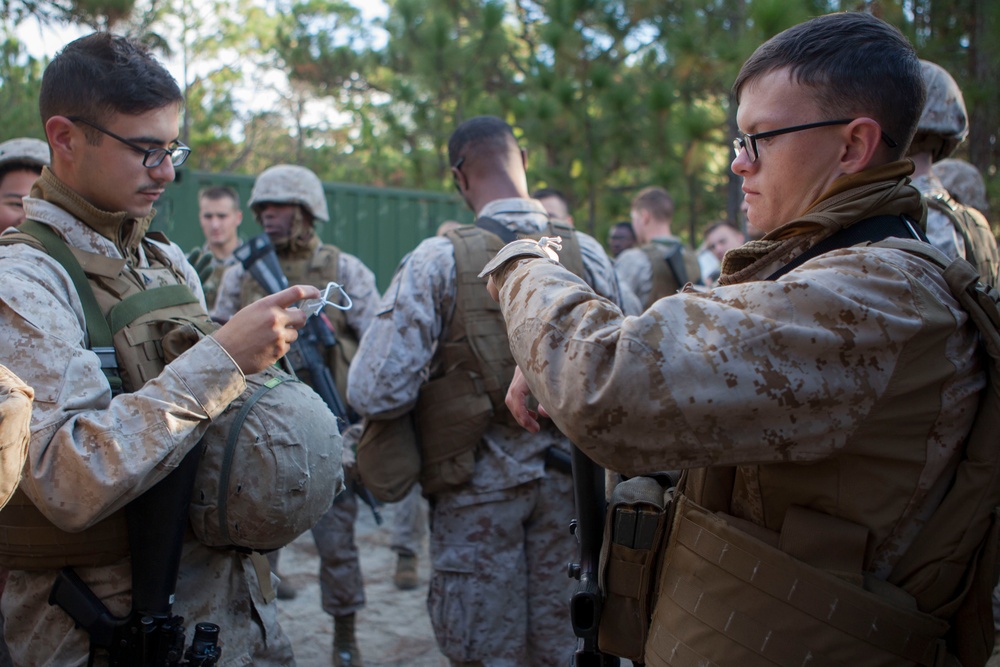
[{"x1": 23, "y1": 335, "x2": 245, "y2": 531}]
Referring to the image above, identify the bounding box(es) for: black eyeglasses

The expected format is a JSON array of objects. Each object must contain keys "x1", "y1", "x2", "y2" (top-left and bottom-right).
[
  {"x1": 733, "y1": 119, "x2": 898, "y2": 163},
  {"x1": 67, "y1": 116, "x2": 191, "y2": 168}
]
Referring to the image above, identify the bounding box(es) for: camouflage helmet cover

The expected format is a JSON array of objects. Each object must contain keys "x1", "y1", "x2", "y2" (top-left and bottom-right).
[
  {"x1": 0, "y1": 138, "x2": 50, "y2": 172},
  {"x1": 934, "y1": 158, "x2": 989, "y2": 212},
  {"x1": 249, "y1": 164, "x2": 329, "y2": 223},
  {"x1": 913, "y1": 60, "x2": 968, "y2": 161}
]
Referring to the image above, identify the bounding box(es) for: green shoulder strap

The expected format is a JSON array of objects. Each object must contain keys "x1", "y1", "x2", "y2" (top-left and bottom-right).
[
  {"x1": 18, "y1": 220, "x2": 121, "y2": 394},
  {"x1": 16, "y1": 220, "x2": 202, "y2": 394}
]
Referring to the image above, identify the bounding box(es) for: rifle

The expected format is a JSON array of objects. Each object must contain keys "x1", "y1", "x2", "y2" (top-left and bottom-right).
[
  {"x1": 546, "y1": 446, "x2": 620, "y2": 667},
  {"x1": 235, "y1": 234, "x2": 383, "y2": 526},
  {"x1": 49, "y1": 446, "x2": 223, "y2": 666}
]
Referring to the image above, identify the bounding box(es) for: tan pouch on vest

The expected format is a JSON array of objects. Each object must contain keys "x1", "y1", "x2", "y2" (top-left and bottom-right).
[
  {"x1": 596, "y1": 476, "x2": 675, "y2": 662},
  {"x1": 415, "y1": 370, "x2": 492, "y2": 496},
  {"x1": 644, "y1": 494, "x2": 951, "y2": 667},
  {"x1": 357, "y1": 413, "x2": 421, "y2": 503}
]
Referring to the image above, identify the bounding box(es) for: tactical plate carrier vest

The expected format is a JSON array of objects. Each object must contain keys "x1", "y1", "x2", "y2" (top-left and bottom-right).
[
  {"x1": 413, "y1": 220, "x2": 586, "y2": 496},
  {"x1": 639, "y1": 239, "x2": 701, "y2": 304},
  {"x1": 0, "y1": 221, "x2": 210, "y2": 569}
]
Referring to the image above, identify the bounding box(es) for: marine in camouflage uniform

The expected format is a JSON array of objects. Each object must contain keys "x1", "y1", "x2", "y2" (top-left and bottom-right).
[
  {"x1": 614, "y1": 187, "x2": 701, "y2": 312},
  {"x1": 908, "y1": 59, "x2": 999, "y2": 284},
  {"x1": 0, "y1": 33, "x2": 316, "y2": 666},
  {"x1": 348, "y1": 116, "x2": 627, "y2": 667},
  {"x1": 213, "y1": 164, "x2": 380, "y2": 667},
  {"x1": 197, "y1": 185, "x2": 243, "y2": 312},
  {"x1": 485, "y1": 14, "x2": 989, "y2": 665}
]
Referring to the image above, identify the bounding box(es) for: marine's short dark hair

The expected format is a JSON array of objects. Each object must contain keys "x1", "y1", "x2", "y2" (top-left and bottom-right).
[
  {"x1": 631, "y1": 186, "x2": 674, "y2": 221},
  {"x1": 39, "y1": 32, "x2": 183, "y2": 142},
  {"x1": 732, "y1": 12, "x2": 924, "y2": 160},
  {"x1": 448, "y1": 116, "x2": 517, "y2": 167},
  {"x1": 611, "y1": 221, "x2": 636, "y2": 239},
  {"x1": 199, "y1": 185, "x2": 241, "y2": 207},
  {"x1": 703, "y1": 221, "x2": 743, "y2": 238},
  {"x1": 532, "y1": 187, "x2": 568, "y2": 204}
]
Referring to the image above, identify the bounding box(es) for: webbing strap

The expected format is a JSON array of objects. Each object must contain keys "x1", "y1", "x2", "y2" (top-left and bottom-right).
[
  {"x1": 18, "y1": 220, "x2": 122, "y2": 394},
  {"x1": 218, "y1": 375, "x2": 289, "y2": 545},
  {"x1": 109, "y1": 284, "x2": 199, "y2": 336},
  {"x1": 767, "y1": 214, "x2": 925, "y2": 281},
  {"x1": 18, "y1": 220, "x2": 112, "y2": 349}
]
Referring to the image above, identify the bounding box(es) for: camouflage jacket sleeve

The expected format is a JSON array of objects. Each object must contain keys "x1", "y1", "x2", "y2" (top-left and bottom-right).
[
  {"x1": 496, "y1": 246, "x2": 980, "y2": 477},
  {"x1": 0, "y1": 244, "x2": 247, "y2": 531},
  {"x1": 347, "y1": 237, "x2": 456, "y2": 419},
  {"x1": 337, "y1": 252, "x2": 381, "y2": 338}
]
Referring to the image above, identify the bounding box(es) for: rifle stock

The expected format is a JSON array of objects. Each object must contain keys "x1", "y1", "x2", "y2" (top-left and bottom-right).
[{"x1": 49, "y1": 448, "x2": 223, "y2": 666}]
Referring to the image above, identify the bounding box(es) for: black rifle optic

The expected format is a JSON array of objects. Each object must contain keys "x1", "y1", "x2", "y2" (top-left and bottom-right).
[
  {"x1": 49, "y1": 447, "x2": 223, "y2": 666},
  {"x1": 235, "y1": 234, "x2": 382, "y2": 525}
]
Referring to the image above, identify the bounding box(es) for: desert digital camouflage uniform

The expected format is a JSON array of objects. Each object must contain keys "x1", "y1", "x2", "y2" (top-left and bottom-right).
[
  {"x1": 214, "y1": 228, "x2": 379, "y2": 622},
  {"x1": 488, "y1": 163, "x2": 985, "y2": 664},
  {"x1": 614, "y1": 237, "x2": 700, "y2": 310},
  {"x1": 199, "y1": 241, "x2": 239, "y2": 312},
  {"x1": 0, "y1": 171, "x2": 294, "y2": 665},
  {"x1": 349, "y1": 198, "x2": 625, "y2": 667}
]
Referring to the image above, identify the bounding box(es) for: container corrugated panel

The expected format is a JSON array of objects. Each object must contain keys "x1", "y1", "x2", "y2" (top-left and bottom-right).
[{"x1": 151, "y1": 168, "x2": 471, "y2": 291}]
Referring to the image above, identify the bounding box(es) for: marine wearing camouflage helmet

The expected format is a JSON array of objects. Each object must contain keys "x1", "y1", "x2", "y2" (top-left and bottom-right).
[
  {"x1": 0, "y1": 137, "x2": 50, "y2": 232},
  {"x1": 910, "y1": 60, "x2": 968, "y2": 162},
  {"x1": 907, "y1": 60, "x2": 998, "y2": 282},
  {"x1": 0, "y1": 137, "x2": 50, "y2": 171},
  {"x1": 249, "y1": 163, "x2": 330, "y2": 222},
  {"x1": 215, "y1": 162, "x2": 380, "y2": 667}
]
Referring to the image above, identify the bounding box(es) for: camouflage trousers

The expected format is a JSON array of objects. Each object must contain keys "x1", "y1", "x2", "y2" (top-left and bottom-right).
[
  {"x1": 390, "y1": 483, "x2": 429, "y2": 556},
  {"x1": 429, "y1": 472, "x2": 575, "y2": 667},
  {"x1": 312, "y1": 489, "x2": 366, "y2": 617}
]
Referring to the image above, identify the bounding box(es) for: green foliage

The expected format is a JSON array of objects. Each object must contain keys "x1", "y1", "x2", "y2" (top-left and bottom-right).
[
  {"x1": 3, "y1": 0, "x2": 997, "y2": 244},
  {"x1": 0, "y1": 33, "x2": 46, "y2": 141}
]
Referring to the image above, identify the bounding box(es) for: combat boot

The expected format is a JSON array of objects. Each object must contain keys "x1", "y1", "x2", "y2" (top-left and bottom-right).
[
  {"x1": 333, "y1": 613, "x2": 363, "y2": 667},
  {"x1": 393, "y1": 551, "x2": 419, "y2": 590}
]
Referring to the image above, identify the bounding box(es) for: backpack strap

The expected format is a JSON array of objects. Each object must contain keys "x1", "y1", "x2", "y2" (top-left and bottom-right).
[{"x1": 767, "y1": 214, "x2": 926, "y2": 280}]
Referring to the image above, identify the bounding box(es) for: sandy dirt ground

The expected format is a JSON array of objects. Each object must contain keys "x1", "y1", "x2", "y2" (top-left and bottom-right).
[
  {"x1": 275, "y1": 499, "x2": 634, "y2": 667},
  {"x1": 274, "y1": 500, "x2": 448, "y2": 667}
]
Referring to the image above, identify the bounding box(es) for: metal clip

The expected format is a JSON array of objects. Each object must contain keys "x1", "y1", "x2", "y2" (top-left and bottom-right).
[{"x1": 299, "y1": 281, "x2": 353, "y2": 317}]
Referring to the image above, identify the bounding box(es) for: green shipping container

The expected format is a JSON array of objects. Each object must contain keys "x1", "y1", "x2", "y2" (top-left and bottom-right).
[{"x1": 151, "y1": 168, "x2": 472, "y2": 291}]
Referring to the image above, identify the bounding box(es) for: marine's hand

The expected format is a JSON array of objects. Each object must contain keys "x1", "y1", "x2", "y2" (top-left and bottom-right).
[
  {"x1": 506, "y1": 366, "x2": 550, "y2": 433},
  {"x1": 213, "y1": 284, "x2": 321, "y2": 375},
  {"x1": 486, "y1": 275, "x2": 500, "y2": 302}
]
